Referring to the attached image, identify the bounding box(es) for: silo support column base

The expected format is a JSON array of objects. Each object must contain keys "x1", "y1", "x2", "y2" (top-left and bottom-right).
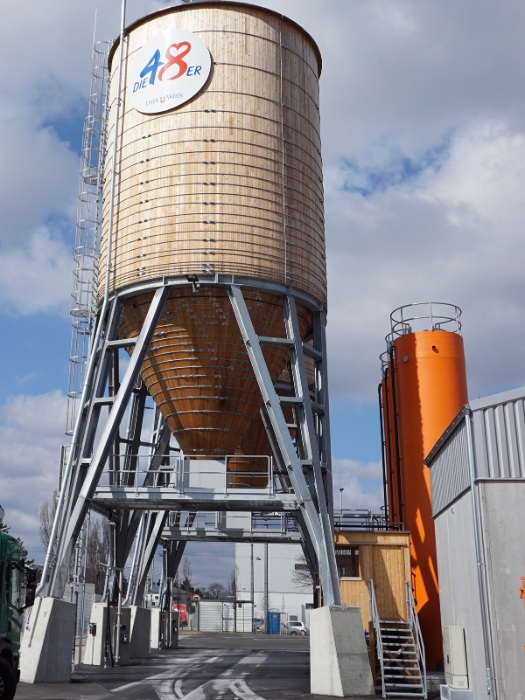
[
  {"x1": 310, "y1": 606, "x2": 375, "y2": 696},
  {"x1": 19, "y1": 597, "x2": 75, "y2": 683}
]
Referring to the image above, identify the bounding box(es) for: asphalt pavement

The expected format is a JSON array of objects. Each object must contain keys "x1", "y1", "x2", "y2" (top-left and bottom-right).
[
  {"x1": 15, "y1": 631, "x2": 368, "y2": 700},
  {"x1": 16, "y1": 631, "x2": 443, "y2": 699}
]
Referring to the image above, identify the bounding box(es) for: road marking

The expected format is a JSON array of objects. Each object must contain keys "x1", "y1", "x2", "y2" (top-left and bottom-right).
[
  {"x1": 173, "y1": 651, "x2": 268, "y2": 700},
  {"x1": 231, "y1": 679, "x2": 266, "y2": 700},
  {"x1": 155, "y1": 680, "x2": 178, "y2": 700},
  {"x1": 111, "y1": 650, "x2": 213, "y2": 693},
  {"x1": 112, "y1": 649, "x2": 269, "y2": 699}
]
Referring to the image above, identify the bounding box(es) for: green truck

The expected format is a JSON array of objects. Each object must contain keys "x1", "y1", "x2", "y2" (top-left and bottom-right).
[{"x1": 0, "y1": 507, "x2": 35, "y2": 700}]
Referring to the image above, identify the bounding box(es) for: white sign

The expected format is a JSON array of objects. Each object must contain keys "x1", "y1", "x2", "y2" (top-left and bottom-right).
[{"x1": 129, "y1": 29, "x2": 211, "y2": 114}]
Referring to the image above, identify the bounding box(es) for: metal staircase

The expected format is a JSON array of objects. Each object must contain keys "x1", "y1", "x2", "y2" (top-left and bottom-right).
[{"x1": 370, "y1": 580, "x2": 427, "y2": 698}]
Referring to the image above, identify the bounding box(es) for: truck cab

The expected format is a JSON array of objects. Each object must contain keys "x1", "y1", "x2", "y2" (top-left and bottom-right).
[{"x1": 0, "y1": 517, "x2": 36, "y2": 700}]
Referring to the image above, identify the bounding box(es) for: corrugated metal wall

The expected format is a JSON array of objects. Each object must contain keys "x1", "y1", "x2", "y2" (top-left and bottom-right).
[
  {"x1": 196, "y1": 600, "x2": 253, "y2": 632},
  {"x1": 428, "y1": 386, "x2": 525, "y2": 698},
  {"x1": 429, "y1": 387, "x2": 525, "y2": 516},
  {"x1": 471, "y1": 393, "x2": 525, "y2": 479},
  {"x1": 429, "y1": 419, "x2": 470, "y2": 517},
  {"x1": 198, "y1": 601, "x2": 223, "y2": 631}
]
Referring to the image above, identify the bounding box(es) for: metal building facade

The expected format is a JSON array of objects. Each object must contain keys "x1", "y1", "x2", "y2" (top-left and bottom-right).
[{"x1": 426, "y1": 386, "x2": 525, "y2": 699}]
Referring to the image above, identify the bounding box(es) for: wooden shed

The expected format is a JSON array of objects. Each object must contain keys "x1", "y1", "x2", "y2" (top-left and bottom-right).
[{"x1": 335, "y1": 529, "x2": 411, "y2": 630}]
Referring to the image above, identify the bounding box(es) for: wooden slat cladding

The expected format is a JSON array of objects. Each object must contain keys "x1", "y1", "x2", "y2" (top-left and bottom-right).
[
  {"x1": 119, "y1": 288, "x2": 312, "y2": 457},
  {"x1": 101, "y1": 4, "x2": 325, "y2": 467},
  {"x1": 101, "y1": 3, "x2": 326, "y2": 302},
  {"x1": 335, "y1": 531, "x2": 412, "y2": 629}
]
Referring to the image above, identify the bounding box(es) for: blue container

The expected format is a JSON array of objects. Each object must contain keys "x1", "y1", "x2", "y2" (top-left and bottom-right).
[{"x1": 267, "y1": 611, "x2": 281, "y2": 635}]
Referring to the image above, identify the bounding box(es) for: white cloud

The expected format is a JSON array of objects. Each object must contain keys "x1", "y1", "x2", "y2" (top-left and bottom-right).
[
  {"x1": 332, "y1": 458, "x2": 384, "y2": 514},
  {"x1": 0, "y1": 123, "x2": 78, "y2": 244},
  {"x1": 0, "y1": 391, "x2": 67, "y2": 560},
  {"x1": 326, "y1": 121, "x2": 525, "y2": 403},
  {"x1": 0, "y1": 227, "x2": 72, "y2": 315}
]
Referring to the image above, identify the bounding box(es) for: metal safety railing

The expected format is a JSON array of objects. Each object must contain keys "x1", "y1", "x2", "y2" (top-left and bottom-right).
[
  {"x1": 406, "y1": 581, "x2": 427, "y2": 698},
  {"x1": 98, "y1": 453, "x2": 276, "y2": 495},
  {"x1": 66, "y1": 41, "x2": 110, "y2": 436},
  {"x1": 166, "y1": 510, "x2": 299, "y2": 537},
  {"x1": 389, "y1": 301, "x2": 462, "y2": 339},
  {"x1": 369, "y1": 579, "x2": 386, "y2": 697},
  {"x1": 333, "y1": 509, "x2": 402, "y2": 531}
]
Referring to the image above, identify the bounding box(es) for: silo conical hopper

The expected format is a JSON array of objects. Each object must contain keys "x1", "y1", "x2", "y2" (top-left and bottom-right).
[
  {"x1": 101, "y1": 2, "x2": 326, "y2": 481},
  {"x1": 380, "y1": 302, "x2": 468, "y2": 670}
]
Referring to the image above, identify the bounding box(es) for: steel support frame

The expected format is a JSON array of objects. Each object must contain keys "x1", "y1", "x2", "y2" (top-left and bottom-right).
[
  {"x1": 228, "y1": 284, "x2": 341, "y2": 605},
  {"x1": 47, "y1": 286, "x2": 169, "y2": 597},
  {"x1": 44, "y1": 277, "x2": 339, "y2": 607}
]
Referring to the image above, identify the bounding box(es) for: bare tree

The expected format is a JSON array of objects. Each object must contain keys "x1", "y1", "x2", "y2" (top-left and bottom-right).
[
  {"x1": 40, "y1": 493, "x2": 109, "y2": 594},
  {"x1": 228, "y1": 564, "x2": 240, "y2": 628},
  {"x1": 207, "y1": 582, "x2": 227, "y2": 599},
  {"x1": 39, "y1": 490, "x2": 58, "y2": 548},
  {"x1": 84, "y1": 519, "x2": 110, "y2": 594},
  {"x1": 228, "y1": 564, "x2": 239, "y2": 601},
  {"x1": 291, "y1": 552, "x2": 314, "y2": 591},
  {"x1": 181, "y1": 558, "x2": 193, "y2": 605}
]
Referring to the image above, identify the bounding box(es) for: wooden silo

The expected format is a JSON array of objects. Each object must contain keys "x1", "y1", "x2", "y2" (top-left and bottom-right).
[{"x1": 101, "y1": 2, "x2": 326, "y2": 474}]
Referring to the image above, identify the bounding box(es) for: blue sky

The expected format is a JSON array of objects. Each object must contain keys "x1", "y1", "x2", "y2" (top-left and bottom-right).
[{"x1": 2, "y1": 0, "x2": 525, "y2": 585}]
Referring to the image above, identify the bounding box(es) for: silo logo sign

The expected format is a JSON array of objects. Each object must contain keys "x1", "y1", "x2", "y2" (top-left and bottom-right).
[{"x1": 129, "y1": 29, "x2": 211, "y2": 114}]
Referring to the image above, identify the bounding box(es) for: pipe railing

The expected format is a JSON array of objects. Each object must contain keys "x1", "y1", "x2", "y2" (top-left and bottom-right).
[
  {"x1": 98, "y1": 453, "x2": 276, "y2": 495},
  {"x1": 369, "y1": 579, "x2": 386, "y2": 698},
  {"x1": 405, "y1": 581, "x2": 427, "y2": 699}
]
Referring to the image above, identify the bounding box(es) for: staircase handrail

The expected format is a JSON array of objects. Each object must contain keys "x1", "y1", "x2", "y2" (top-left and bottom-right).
[
  {"x1": 405, "y1": 581, "x2": 427, "y2": 699},
  {"x1": 369, "y1": 579, "x2": 386, "y2": 698}
]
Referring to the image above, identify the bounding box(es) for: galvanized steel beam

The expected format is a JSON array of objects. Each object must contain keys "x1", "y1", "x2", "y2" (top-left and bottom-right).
[{"x1": 227, "y1": 284, "x2": 341, "y2": 605}]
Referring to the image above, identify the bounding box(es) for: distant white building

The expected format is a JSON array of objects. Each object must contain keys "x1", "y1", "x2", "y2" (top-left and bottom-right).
[{"x1": 235, "y1": 541, "x2": 314, "y2": 626}]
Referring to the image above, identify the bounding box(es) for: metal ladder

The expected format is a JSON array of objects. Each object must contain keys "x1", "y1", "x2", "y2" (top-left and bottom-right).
[{"x1": 370, "y1": 580, "x2": 427, "y2": 698}]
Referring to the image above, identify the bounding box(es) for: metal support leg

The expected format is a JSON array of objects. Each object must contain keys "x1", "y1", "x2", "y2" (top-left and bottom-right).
[
  {"x1": 283, "y1": 295, "x2": 341, "y2": 601},
  {"x1": 134, "y1": 511, "x2": 169, "y2": 605},
  {"x1": 48, "y1": 287, "x2": 169, "y2": 598},
  {"x1": 228, "y1": 285, "x2": 341, "y2": 605}
]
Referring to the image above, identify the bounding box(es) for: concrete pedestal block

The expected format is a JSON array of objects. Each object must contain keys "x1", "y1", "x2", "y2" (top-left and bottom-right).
[
  {"x1": 310, "y1": 605, "x2": 375, "y2": 697},
  {"x1": 129, "y1": 606, "x2": 151, "y2": 659},
  {"x1": 150, "y1": 608, "x2": 162, "y2": 650},
  {"x1": 83, "y1": 603, "x2": 131, "y2": 666},
  {"x1": 19, "y1": 597, "x2": 75, "y2": 683},
  {"x1": 440, "y1": 685, "x2": 474, "y2": 699}
]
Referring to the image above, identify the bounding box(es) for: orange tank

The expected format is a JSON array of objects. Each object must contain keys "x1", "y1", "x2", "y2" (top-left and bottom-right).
[{"x1": 382, "y1": 304, "x2": 468, "y2": 670}]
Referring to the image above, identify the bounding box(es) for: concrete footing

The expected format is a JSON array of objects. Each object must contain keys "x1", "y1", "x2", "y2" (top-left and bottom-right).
[
  {"x1": 310, "y1": 605, "x2": 375, "y2": 697},
  {"x1": 19, "y1": 597, "x2": 75, "y2": 683},
  {"x1": 440, "y1": 686, "x2": 474, "y2": 699},
  {"x1": 129, "y1": 606, "x2": 151, "y2": 659},
  {"x1": 150, "y1": 608, "x2": 162, "y2": 650},
  {"x1": 83, "y1": 603, "x2": 131, "y2": 666}
]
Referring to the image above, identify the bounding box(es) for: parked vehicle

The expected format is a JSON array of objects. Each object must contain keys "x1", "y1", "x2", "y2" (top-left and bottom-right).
[
  {"x1": 284, "y1": 620, "x2": 307, "y2": 636},
  {"x1": 252, "y1": 618, "x2": 264, "y2": 633},
  {"x1": 0, "y1": 507, "x2": 36, "y2": 700},
  {"x1": 172, "y1": 603, "x2": 187, "y2": 626}
]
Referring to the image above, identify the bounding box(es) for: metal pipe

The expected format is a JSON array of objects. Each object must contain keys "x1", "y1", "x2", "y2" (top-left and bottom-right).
[
  {"x1": 264, "y1": 543, "x2": 269, "y2": 634},
  {"x1": 388, "y1": 343, "x2": 404, "y2": 526},
  {"x1": 465, "y1": 412, "x2": 497, "y2": 698},
  {"x1": 378, "y1": 382, "x2": 389, "y2": 522},
  {"x1": 114, "y1": 568, "x2": 124, "y2": 664},
  {"x1": 77, "y1": 513, "x2": 91, "y2": 667},
  {"x1": 250, "y1": 543, "x2": 254, "y2": 607},
  {"x1": 103, "y1": 0, "x2": 126, "y2": 310}
]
